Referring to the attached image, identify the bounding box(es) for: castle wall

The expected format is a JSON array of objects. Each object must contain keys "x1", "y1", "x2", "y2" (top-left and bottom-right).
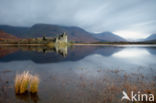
[{"x1": 55, "y1": 33, "x2": 68, "y2": 44}]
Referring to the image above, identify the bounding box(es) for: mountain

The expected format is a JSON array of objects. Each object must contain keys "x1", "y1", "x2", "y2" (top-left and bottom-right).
[
  {"x1": 0, "y1": 24, "x2": 126, "y2": 43},
  {"x1": 145, "y1": 34, "x2": 156, "y2": 41},
  {"x1": 0, "y1": 30, "x2": 18, "y2": 40},
  {"x1": 0, "y1": 25, "x2": 29, "y2": 37},
  {"x1": 28, "y1": 24, "x2": 99, "y2": 43},
  {"x1": 93, "y1": 32, "x2": 126, "y2": 42},
  {"x1": 0, "y1": 24, "x2": 99, "y2": 43}
]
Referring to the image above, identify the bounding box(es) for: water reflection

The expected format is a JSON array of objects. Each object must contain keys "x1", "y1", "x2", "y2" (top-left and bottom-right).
[
  {"x1": 0, "y1": 45, "x2": 156, "y2": 63},
  {"x1": 16, "y1": 93, "x2": 40, "y2": 103},
  {"x1": 0, "y1": 45, "x2": 156, "y2": 103},
  {"x1": 0, "y1": 44, "x2": 68, "y2": 58},
  {"x1": 113, "y1": 48, "x2": 150, "y2": 58},
  {"x1": 0, "y1": 46, "x2": 123, "y2": 63}
]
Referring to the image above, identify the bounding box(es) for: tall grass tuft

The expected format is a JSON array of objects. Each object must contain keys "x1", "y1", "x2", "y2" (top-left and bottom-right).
[
  {"x1": 15, "y1": 74, "x2": 22, "y2": 94},
  {"x1": 19, "y1": 71, "x2": 31, "y2": 94},
  {"x1": 14, "y1": 71, "x2": 40, "y2": 94},
  {"x1": 30, "y1": 75, "x2": 40, "y2": 94}
]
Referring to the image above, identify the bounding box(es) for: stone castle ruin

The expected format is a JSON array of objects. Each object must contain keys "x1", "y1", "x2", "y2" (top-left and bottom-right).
[
  {"x1": 54, "y1": 32, "x2": 68, "y2": 44},
  {"x1": 54, "y1": 32, "x2": 68, "y2": 57}
]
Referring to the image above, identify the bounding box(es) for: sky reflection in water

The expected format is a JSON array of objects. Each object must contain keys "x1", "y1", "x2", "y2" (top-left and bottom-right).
[{"x1": 0, "y1": 46, "x2": 156, "y2": 103}]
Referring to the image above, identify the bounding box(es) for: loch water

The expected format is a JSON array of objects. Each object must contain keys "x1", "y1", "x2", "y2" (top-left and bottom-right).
[{"x1": 0, "y1": 45, "x2": 156, "y2": 103}]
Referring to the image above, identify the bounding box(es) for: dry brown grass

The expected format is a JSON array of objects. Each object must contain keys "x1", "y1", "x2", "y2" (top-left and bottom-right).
[
  {"x1": 15, "y1": 73, "x2": 22, "y2": 94},
  {"x1": 14, "y1": 71, "x2": 39, "y2": 94},
  {"x1": 30, "y1": 75, "x2": 40, "y2": 93},
  {"x1": 15, "y1": 71, "x2": 31, "y2": 94}
]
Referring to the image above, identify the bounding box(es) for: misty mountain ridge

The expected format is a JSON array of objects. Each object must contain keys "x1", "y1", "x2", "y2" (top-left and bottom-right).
[
  {"x1": 0, "y1": 23, "x2": 131, "y2": 43},
  {"x1": 93, "y1": 32, "x2": 126, "y2": 42},
  {"x1": 145, "y1": 34, "x2": 156, "y2": 41}
]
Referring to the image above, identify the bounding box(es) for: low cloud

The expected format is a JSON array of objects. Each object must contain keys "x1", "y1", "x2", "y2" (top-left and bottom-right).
[{"x1": 0, "y1": 0, "x2": 156, "y2": 39}]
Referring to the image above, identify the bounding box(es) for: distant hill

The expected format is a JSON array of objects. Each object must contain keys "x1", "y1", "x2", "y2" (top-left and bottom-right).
[
  {"x1": 93, "y1": 32, "x2": 126, "y2": 42},
  {"x1": 0, "y1": 25, "x2": 29, "y2": 37},
  {"x1": 145, "y1": 34, "x2": 156, "y2": 41},
  {"x1": 28, "y1": 24, "x2": 100, "y2": 43},
  {"x1": 0, "y1": 24, "x2": 126, "y2": 43},
  {"x1": 0, "y1": 30, "x2": 18, "y2": 40},
  {"x1": 0, "y1": 24, "x2": 99, "y2": 43}
]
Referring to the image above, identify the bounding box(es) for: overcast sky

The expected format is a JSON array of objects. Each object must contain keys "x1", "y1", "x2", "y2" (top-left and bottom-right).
[{"x1": 0, "y1": 0, "x2": 156, "y2": 40}]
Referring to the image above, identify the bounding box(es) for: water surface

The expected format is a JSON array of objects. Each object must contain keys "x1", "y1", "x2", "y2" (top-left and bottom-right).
[{"x1": 0, "y1": 45, "x2": 156, "y2": 103}]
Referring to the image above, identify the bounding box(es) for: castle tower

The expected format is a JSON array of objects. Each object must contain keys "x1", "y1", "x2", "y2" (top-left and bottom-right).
[{"x1": 62, "y1": 32, "x2": 67, "y2": 43}]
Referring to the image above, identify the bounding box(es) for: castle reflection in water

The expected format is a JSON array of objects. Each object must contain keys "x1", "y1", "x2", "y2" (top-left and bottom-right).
[{"x1": 0, "y1": 45, "x2": 68, "y2": 58}]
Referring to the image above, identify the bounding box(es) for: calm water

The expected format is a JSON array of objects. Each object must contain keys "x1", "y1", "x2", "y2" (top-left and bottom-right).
[{"x1": 0, "y1": 45, "x2": 156, "y2": 103}]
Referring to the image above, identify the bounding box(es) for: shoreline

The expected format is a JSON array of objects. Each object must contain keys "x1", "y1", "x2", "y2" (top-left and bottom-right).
[
  {"x1": 0, "y1": 43, "x2": 156, "y2": 46},
  {"x1": 72, "y1": 43, "x2": 156, "y2": 46},
  {"x1": 0, "y1": 44, "x2": 45, "y2": 46}
]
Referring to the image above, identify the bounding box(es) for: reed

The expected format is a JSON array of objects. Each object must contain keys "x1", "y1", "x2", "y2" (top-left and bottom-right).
[
  {"x1": 14, "y1": 71, "x2": 40, "y2": 94},
  {"x1": 19, "y1": 71, "x2": 31, "y2": 94},
  {"x1": 15, "y1": 74, "x2": 22, "y2": 94},
  {"x1": 15, "y1": 71, "x2": 31, "y2": 94},
  {"x1": 30, "y1": 75, "x2": 40, "y2": 93}
]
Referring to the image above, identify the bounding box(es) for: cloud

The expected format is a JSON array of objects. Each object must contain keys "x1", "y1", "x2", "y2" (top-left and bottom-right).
[{"x1": 0, "y1": 0, "x2": 156, "y2": 39}]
